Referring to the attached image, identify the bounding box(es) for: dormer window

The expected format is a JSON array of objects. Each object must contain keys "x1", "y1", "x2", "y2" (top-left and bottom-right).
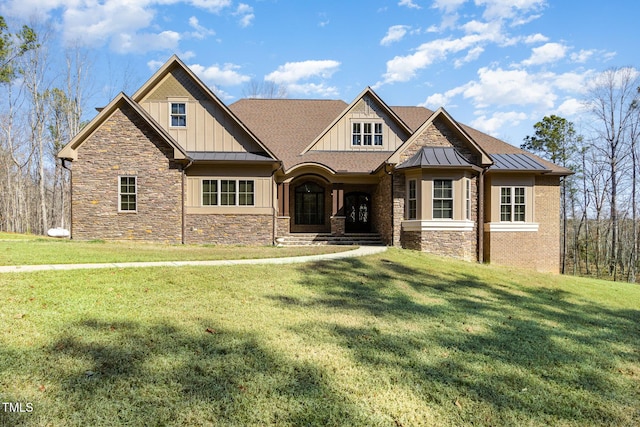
[
  {"x1": 170, "y1": 102, "x2": 186, "y2": 127},
  {"x1": 352, "y1": 121, "x2": 383, "y2": 146}
]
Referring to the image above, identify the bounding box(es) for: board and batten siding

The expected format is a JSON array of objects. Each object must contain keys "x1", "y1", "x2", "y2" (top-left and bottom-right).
[
  {"x1": 141, "y1": 99, "x2": 264, "y2": 153},
  {"x1": 309, "y1": 96, "x2": 407, "y2": 152}
]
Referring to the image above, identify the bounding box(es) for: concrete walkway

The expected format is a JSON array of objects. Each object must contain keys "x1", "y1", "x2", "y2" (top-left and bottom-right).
[{"x1": 0, "y1": 245, "x2": 388, "y2": 274}]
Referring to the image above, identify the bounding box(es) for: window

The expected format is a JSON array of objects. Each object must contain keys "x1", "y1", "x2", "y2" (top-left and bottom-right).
[
  {"x1": 352, "y1": 121, "x2": 383, "y2": 146},
  {"x1": 202, "y1": 179, "x2": 255, "y2": 206},
  {"x1": 220, "y1": 180, "x2": 236, "y2": 206},
  {"x1": 374, "y1": 123, "x2": 383, "y2": 145},
  {"x1": 170, "y1": 102, "x2": 186, "y2": 127},
  {"x1": 119, "y1": 176, "x2": 137, "y2": 212},
  {"x1": 202, "y1": 180, "x2": 217, "y2": 206},
  {"x1": 433, "y1": 179, "x2": 453, "y2": 219},
  {"x1": 352, "y1": 123, "x2": 361, "y2": 145},
  {"x1": 500, "y1": 187, "x2": 526, "y2": 222},
  {"x1": 465, "y1": 179, "x2": 471, "y2": 220},
  {"x1": 239, "y1": 180, "x2": 254, "y2": 206},
  {"x1": 295, "y1": 182, "x2": 325, "y2": 225},
  {"x1": 408, "y1": 180, "x2": 417, "y2": 219}
]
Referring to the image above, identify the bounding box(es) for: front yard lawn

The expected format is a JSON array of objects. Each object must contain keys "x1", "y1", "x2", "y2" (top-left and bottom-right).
[{"x1": 1, "y1": 248, "x2": 638, "y2": 426}]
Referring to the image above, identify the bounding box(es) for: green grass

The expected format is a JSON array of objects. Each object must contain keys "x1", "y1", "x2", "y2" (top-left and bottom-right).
[
  {"x1": 0, "y1": 232, "x2": 352, "y2": 265},
  {"x1": 1, "y1": 248, "x2": 639, "y2": 426}
]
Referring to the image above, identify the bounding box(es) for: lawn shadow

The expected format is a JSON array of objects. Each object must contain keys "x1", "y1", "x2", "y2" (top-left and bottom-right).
[
  {"x1": 2, "y1": 317, "x2": 372, "y2": 426},
  {"x1": 277, "y1": 253, "x2": 640, "y2": 426}
]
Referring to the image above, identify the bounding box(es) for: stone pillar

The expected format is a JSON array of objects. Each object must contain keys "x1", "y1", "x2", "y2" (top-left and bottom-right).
[{"x1": 331, "y1": 216, "x2": 345, "y2": 236}]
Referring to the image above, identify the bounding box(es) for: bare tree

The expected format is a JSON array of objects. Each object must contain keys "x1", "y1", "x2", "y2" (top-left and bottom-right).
[
  {"x1": 585, "y1": 67, "x2": 640, "y2": 280},
  {"x1": 242, "y1": 79, "x2": 288, "y2": 99}
]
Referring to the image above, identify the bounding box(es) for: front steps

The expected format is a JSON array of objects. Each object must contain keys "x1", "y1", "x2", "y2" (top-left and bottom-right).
[{"x1": 276, "y1": 233, "x2": 385, "y2": 246}]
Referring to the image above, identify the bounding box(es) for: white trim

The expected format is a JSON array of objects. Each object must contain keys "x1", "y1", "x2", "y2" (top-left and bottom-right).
[
  {"x1": 402, "y1": 220, "x2": 474, "y2": 232},
  {"x1": 484, "y1": 222, "x2": 539, "y2": 232}
]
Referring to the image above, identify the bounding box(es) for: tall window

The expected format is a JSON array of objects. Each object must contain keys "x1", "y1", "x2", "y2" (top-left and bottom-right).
[
  {"x1": 119, "y1": 176, "x2": 137, "y2": 212},
  {"x1": 433, "y1": 179, "x2": 453, "y2": 219},
  {"x1": 374, "y1": 123, "x2": 383, "y2": 145},
  {"x1": 239, "y1": 180, "x2": 254, "y2": 206},
  {"x1": 295, "y1": 182, "x2": 324, "y2": 225},
  {"x1": 352, "y1": 122, "x2": 383, "y2": 146},
  {"x1": 170, "y1": 102, "x2": 186, "y2": 127},
  {"x1": 220, "y1": 180, "x2": 236, "y2": 206},
  {"x1": 500, "y1": 187, "x2": 526, "y2": 222},
  {"x1": 202, "y1": 180, "x2": 217, "y2": 206},
  {"x1": 408, "y1": 180, "x2": 417, "y2": 219}
]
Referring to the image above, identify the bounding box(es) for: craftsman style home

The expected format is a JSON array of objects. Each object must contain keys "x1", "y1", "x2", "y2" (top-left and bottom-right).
[{"x1": 58, "y1": 56, "x2": 571, "y2": 272}]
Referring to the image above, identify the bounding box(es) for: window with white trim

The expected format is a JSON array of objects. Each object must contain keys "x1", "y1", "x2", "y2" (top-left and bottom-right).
[
  {"x1": 119, "y1": 176, "x2": 137, "y2": 212},
  {"x1": 408, "y1": 179, "x2": 417, "y2": 219},
  {"x1": 500, "y1": 187, "x2": 526, "y2": 222},
  {"x1": 170, "y1": 102, "x2": 186, "y2": 127},
  {"x1": 202, "y1": 180, "x2": 217, "y2": 206},
  {"x1": 201, "y1": 179, "x2": 255, "y2": 206},
  {"x1": 433, "y1": 179, "x2": 453, "y2": 219},
  {"x1": 352, "y1": 121, "x2": 383, "y2": 146}
]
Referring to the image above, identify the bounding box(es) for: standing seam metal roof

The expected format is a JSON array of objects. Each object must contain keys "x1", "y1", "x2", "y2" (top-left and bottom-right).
[{"x1": 396, "y1": 147, "x2": 477, "y2": 169}]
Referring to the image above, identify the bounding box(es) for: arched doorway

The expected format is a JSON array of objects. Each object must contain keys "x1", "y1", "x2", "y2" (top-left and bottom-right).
[{"x1": 345, "y1": 192, "x2": 371, "y2": 233}]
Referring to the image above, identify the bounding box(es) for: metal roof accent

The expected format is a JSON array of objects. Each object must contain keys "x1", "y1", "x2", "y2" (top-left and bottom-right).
[
  {"x1": 188, "y1": 152, "x2": 276, "y2": 162},
  {"x1": 396, "y1": 147, "x2": 477, "y2": 169},
  {"x1": 489, "y1": 153, "x2": 551, "y2": 172}
]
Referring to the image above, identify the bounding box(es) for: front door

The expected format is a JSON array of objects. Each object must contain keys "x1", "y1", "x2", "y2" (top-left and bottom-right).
[{"x1": 345, "y1": 192, "x2": 371, "y2": 233}]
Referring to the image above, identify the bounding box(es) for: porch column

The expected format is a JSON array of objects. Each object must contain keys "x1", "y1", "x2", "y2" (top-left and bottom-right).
[
  {"x1": 331, "y1": 184, "x2": 345, "y2": 236},
  {"x1": 276, "y1": 182, "x2": 290, "y2": 237}
]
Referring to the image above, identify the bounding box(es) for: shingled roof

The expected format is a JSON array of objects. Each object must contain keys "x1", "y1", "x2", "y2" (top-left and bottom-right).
[{"x1": 229, "y1": 98, "x2": 571, "y2": 176}]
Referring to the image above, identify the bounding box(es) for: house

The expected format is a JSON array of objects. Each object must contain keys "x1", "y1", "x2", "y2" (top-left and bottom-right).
[{"x1": 58, "y1": 56, "x2": 571, "y2": 272}]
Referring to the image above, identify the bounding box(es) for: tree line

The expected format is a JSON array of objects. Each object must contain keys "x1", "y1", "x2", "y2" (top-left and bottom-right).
[
  {"x1": 523, "y1": 67, "x2": 640, "y2": 283},
  {"x1": 1, "y1": 18, "x2": 638, "y2": 283}
]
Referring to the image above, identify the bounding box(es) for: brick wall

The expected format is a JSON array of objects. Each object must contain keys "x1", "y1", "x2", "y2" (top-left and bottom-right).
[
  {"x1": 185, "y1": 214, "x2": 273, "y2": 245},
  {"x1": 71, "y1": 105, "x2": 183, "y2": 242},
  {"x1": 484, "y1": 175, "x2": 561, "y2": 272}
]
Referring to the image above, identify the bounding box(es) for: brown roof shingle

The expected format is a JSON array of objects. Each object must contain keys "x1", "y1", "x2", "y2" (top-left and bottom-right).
[{"x1": 229, "y1": 98, "x2": 571, "y2": 175}]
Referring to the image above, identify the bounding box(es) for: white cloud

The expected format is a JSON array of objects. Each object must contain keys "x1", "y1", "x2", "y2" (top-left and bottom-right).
[
  {"x1": 380, "y1": 33, "x2": 495, "y2": 84},
  {"x1": 522, "y1": 42, "x2": 568, "y2": 66},
  {"x1": 523, "y1": 33, "x2": 549, "y2": 44},
  {"x1": 287, "y1": 83, "x2": 340, "y2": 98},
  {"x1": 381, "y1": 25, "x2": 411, "y2": 46},
  {"x1": 463, "y1": 67, "x2": 557, "y2": 109},
  {"x1": 556, "y1": 98, "x2": 586, "y2": 117},
  {"x1": 398, "y1": 0, "x2": 421, "y2": 9},
  {"x1": 265, "y1": 60, "x2": 340, "y2": 84},
  {"x1": 112, "y1": 30, "x2": 181, "y2": 54},
  {"x1": 470, "y1": 111, "x2": 528, "y2": 136},
  {"x1": 431, "y1": 0, "x2": 467, "y2": 13},
  {"x1": 476, "y1": 0, "x2": 546, "y2": 22},
  {"x1": 454, "y1": 46, "x2": 484, "y2": 67},
  {"x1": 188, "y1": 0, "x2": 232, "y2": 13},
  {"x1": 234, "y1": 3, "x2": 254, "y2": 27},
  {"x1": 188, "y1": 16, "x2": 216, "y2": 39},
  {"x1": 190, "y1": 63, "x2": 251, "y2": 86}
]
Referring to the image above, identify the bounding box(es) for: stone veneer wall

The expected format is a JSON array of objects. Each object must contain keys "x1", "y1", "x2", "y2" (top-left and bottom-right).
[
  {"x1": 372, "y1": 173, "x2": 392, "y2": 245},
  {"x1": 398, "y1": 117, "x2": 479, "y2": 165},
  {"x1": 185, "y1": 214, "x2": 273, "y2": 245},
  {"x1": 71, "y1": 106, "x2": 182, "y2": 242},
  {"x1": 403, "y1": 230, "x2": 476, "y2": 261},
  {"x1": 484, "y1": 175, "x2": 561, "y2": 272},
  {"x1": 392, "y1": 172, "x2": 406, "y2": 247}
]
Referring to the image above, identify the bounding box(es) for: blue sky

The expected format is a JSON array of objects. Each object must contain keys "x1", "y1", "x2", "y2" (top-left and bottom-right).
[{"x1": 1, "y1": 0, "x2": 637, "y2": 146}]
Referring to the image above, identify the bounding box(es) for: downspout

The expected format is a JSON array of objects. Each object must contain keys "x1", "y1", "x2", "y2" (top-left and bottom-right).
[
  {"x1": 181, "y1": 159, "x2": 194, "y2": 245},
  {"x1": 477, "y1": 166, "x2": 489, "y2": 263},
  {"x1": 270, "y1": 164, "x2": 281, "y2": 246},
  {"x1": 61, "y1": 158, "x2": 72, "y2": 239},
  {"x1": 384, "y1": 163, "x2": 394, "y2": 246}
]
